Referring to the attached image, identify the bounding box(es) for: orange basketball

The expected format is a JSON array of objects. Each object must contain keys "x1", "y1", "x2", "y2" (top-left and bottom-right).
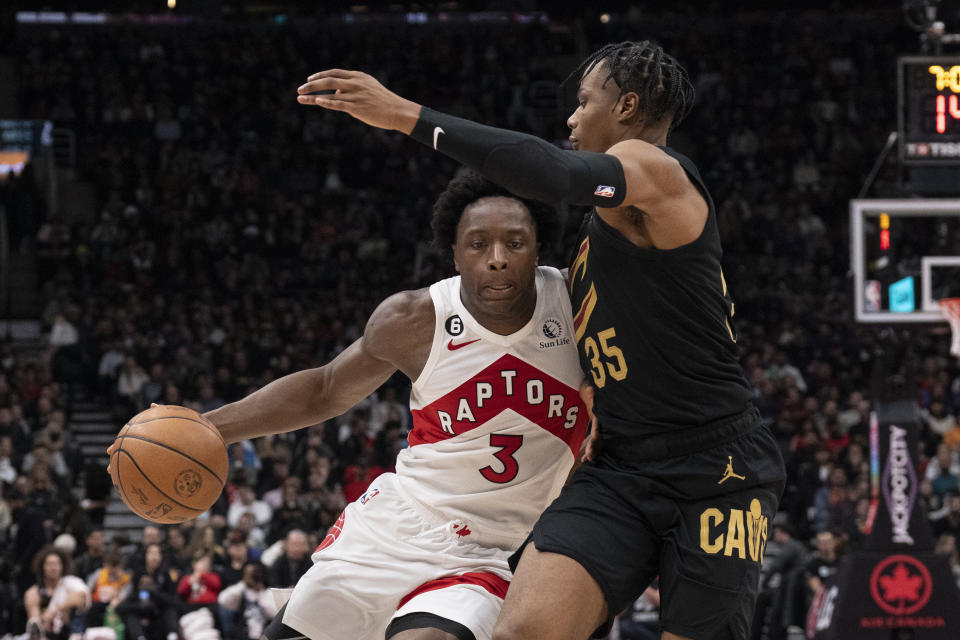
[{"x1": 109, "y1": 404, "x2": 228, "y2": 524}]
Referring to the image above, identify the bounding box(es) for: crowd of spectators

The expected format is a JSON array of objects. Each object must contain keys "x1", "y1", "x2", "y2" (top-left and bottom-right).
[{"x1": 2, "y1": 5, "x2": 960, "y2": 640}]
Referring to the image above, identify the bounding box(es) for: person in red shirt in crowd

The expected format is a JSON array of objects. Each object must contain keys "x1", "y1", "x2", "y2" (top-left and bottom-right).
[
  {"x1": 342, "y1": 452, "x2": 386, "y2": 504},
  {"x1": 176, "y1": 553, "x2": 221, "y2": 612}
]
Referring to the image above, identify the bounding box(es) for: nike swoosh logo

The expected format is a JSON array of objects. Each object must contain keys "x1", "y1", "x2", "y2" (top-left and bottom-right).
[
  {"x1": 447, "y1": 338, "x2": 480, "y2": 351},
  {"x1": 433, "y1": 126, "x2": 444, "y2": 150}
]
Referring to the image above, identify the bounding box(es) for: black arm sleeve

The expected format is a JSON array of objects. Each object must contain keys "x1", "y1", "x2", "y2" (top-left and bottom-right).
[{"x1": 409, "y1": 107, "x2": 626, "y2": 208}]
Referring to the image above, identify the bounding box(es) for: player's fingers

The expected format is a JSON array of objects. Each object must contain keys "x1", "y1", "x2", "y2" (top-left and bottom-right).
[
  {"x1": 581, "y1": 439, "x2": 595, "y2": 463},
  {"x1": 150, "y1": 402, "x2": 159, "y2": 408},
  {"x1": 578, "y1": 381, "x2": 595, "y2": 411},
  {"x1": 307, "y1": 68, "x2": 358, "y2": 81},
  {"x1": 298, "y1": 77, "x2": 357, "y2": 94},
  {"x1": 298, "y1": 94, "x2": 350, "y2": 111},
  {"x1": 297, "y1": 79, "x2": 335, "y2": 94}
]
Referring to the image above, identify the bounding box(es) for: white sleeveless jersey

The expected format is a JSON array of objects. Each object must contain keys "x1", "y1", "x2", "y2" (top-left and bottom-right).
[{"x1": 395, "y1": 266, "x2": 588, "y2": 549}]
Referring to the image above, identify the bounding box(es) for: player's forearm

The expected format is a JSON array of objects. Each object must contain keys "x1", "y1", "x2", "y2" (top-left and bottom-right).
[
  {"x1": 409, "y1": 107, "x2": 626, "y2": 208},
  {"x1": 204, "y1": 368, "x2": 348, "y2": 444}
]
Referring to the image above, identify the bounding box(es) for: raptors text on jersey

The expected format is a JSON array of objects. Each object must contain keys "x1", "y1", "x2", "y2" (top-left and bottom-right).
[{"x1": 396, "y1": 267, "x2": 588, "y2": 549}]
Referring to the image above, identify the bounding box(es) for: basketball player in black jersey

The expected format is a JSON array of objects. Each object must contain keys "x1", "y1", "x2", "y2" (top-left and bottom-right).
[{"x1": 298, "y1": 40, "x2": 786, "y2": 640}]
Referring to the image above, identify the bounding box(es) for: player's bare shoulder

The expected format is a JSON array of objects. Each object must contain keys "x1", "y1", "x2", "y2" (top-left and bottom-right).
[
  {"x1": 362, "y1": 288, "x2": 436, "y2": 379},
  {"x1": 602, "y1": 139, "x2": 708, "y2": 249}
]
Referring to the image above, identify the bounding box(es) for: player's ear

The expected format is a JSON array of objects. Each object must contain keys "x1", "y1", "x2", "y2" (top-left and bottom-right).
[
  {"x1": 452, "y1": 246, "x2": 460, "y2": 272},
  {"x1": 618, "y1": 91, "x2": 641, "y2": 124}
]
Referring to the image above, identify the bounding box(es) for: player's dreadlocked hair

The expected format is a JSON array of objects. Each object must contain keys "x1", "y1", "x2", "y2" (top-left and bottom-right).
[
  {"x1": 431, "y1": 169, "x2": 556, "y2": 257},
  {"x1": 569, "y1": 40, "x2": 695, "y2": 129}
]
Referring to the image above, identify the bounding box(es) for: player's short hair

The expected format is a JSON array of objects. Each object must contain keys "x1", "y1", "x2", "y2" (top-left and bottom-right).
[
  {"x1": 431, "y1": 170, "x2": 556, "y2": 256},
  {"x1": 570, "y1": 40, "x2": 695, "y2": 130}
]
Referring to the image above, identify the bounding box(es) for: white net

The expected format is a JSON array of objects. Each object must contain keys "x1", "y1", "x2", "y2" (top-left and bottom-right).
[{"x1": 938, "y1": 298, "x2": 960, "y2": 358}]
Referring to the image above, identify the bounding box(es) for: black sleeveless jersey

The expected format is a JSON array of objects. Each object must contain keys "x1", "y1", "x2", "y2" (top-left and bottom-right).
[{"x1": 568, "y1": 147, "x2": 751, "y2": 440}]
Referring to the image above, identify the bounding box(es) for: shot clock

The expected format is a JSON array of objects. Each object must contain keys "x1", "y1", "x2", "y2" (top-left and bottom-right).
[{"x1": 899, "y1": 56, "x2": 960, "y2": 164}]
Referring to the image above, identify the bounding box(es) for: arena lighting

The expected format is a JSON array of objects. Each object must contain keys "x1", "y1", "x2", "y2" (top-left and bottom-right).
[
  {"x1": 600, "y1": 13, "x2": 611, "y2": 23},
  {"x1": 167, "y1": 0, "x2": 175, "y2": 8}
]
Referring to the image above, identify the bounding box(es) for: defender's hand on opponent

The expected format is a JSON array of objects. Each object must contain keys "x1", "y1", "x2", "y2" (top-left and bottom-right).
[
  {"x1": 297, "y1": 70, "x2": 421, "y2": 134},
  {"x1": 579, "y1": 382, "x2": 602, "y2": 463}
]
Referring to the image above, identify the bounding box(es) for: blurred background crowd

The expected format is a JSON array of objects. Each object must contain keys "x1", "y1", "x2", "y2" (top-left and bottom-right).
[{"x1": 2, "y1": 3, "x2": 959, "y2": 640}]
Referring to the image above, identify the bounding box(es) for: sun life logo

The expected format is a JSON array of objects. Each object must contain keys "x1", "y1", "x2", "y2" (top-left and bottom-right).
[{"x1": 542, "y1": 319, "x2": 562, "y2": 340}]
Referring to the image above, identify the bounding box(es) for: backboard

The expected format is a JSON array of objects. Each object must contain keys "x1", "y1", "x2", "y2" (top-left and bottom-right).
[{"x1": 851, "y1": 199, "x2": 960, "y2": 322}]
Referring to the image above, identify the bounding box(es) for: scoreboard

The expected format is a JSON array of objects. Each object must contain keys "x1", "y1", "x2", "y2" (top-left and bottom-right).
[{"x1": 899, "y1": 56, "x2": 960, "y2": 164}]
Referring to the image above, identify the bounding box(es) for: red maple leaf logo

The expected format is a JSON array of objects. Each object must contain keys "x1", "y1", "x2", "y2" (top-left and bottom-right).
[{"x1": 878, "y1": 563, "x2": 924, "y2": 603}]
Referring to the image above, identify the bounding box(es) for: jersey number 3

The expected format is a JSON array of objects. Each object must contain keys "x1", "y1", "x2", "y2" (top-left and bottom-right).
[{"x1": 479, "y1": 434, "x2": 523, "y2": 484}]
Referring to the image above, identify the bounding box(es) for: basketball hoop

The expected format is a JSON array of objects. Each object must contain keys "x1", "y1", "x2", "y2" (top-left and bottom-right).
[{"x1": 938, "y1": 297, "x2": 960, "y2": 357}]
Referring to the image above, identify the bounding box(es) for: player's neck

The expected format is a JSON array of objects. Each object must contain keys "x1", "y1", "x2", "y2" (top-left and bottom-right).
[
  {"x1": 461, "y1": 287, "x2": 538, "y2": 336},
  {"x1": 623, "y1": 121, "x2": 669, "y2": 148}
]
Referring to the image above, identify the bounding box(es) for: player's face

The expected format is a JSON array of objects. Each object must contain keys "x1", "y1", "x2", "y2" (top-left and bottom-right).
[
  {"x1": 453, "y1": 196, "x2": 539, "y2": 316},
  {"x1": 567, "y1": 61, "x2": 626, "y2": 153}
]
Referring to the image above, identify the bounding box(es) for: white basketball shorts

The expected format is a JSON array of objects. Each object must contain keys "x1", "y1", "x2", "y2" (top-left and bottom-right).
[{"x1": 280, "y1": 472, "x2": 513, "y2": 640}]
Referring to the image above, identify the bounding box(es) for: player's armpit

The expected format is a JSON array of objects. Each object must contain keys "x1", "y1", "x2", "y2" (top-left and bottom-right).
[{"x1": 602, "y1": 140, "x2": 708, "y2": 248}]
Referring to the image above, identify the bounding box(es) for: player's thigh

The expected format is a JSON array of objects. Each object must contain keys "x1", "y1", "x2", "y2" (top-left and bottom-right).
[
  {"x1": 494, "y1": 543, "x2": 608, "y2": 640},
  {"x1": 389, "y1": 629, "x2": 459, "y2": 640},
  {"x1": 284, "y1": 475, "x2": 466, "y2": 640},
  {"x1": 658, "y1": 484, "x2": 780, "y2": 640},
  {"x1": 390, "y1": 583, "x2": 506, "y2": 640},
  {"x1": 496, "y1": 466, "x2": 660, "y2": 640}
]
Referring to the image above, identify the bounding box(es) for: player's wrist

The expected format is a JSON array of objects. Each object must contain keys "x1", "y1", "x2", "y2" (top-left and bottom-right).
[{"x1": 394, "y1": 100, "x2": 422, "y2": 135}]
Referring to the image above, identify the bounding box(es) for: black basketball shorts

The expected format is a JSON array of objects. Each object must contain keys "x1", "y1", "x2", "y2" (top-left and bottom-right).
[{"x1": 511, "y1": 419, "x2": 786, "y2": 640}]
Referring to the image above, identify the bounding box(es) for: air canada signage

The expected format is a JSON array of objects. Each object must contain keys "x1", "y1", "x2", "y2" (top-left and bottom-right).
[
  {"x1": 811, "y1": 553, "x2": 958, "y2": 638},
  {"x1": 868, "y1": 554, "x2": 934, "y2": 618},
  {"x1": 811, "y1": 402, "x2": 960, "y2": 639}
]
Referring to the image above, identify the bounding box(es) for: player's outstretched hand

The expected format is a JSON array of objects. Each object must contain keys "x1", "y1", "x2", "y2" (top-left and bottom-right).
[
  {"x1": 106, "y1": 440, "x2": 117, "y2": 475},
  {"x1": 106, "y1": 402, "x2": 159, "y2": 475},
  {"x1": 297, "y1": 70, "x2": 422, "y2": 134},
  {"x1": 579, "y1": 382, "x2": 602, "y2": 463}
]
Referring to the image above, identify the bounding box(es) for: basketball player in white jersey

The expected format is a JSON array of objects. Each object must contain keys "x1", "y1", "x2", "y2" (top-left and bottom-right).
[{"x1": 109, "y1": 171, "x2": 588, "y2": 640}]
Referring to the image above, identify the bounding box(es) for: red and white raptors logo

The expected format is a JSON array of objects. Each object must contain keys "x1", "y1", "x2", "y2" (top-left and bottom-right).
[{"x1": 869, "y1": 554, "x2": 933, "y2": 615}]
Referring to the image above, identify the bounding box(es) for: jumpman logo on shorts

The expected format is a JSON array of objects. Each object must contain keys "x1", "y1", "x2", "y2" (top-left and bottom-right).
[{"x1": 718, "y1": 456, "x2": 746, "y2": 484}]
